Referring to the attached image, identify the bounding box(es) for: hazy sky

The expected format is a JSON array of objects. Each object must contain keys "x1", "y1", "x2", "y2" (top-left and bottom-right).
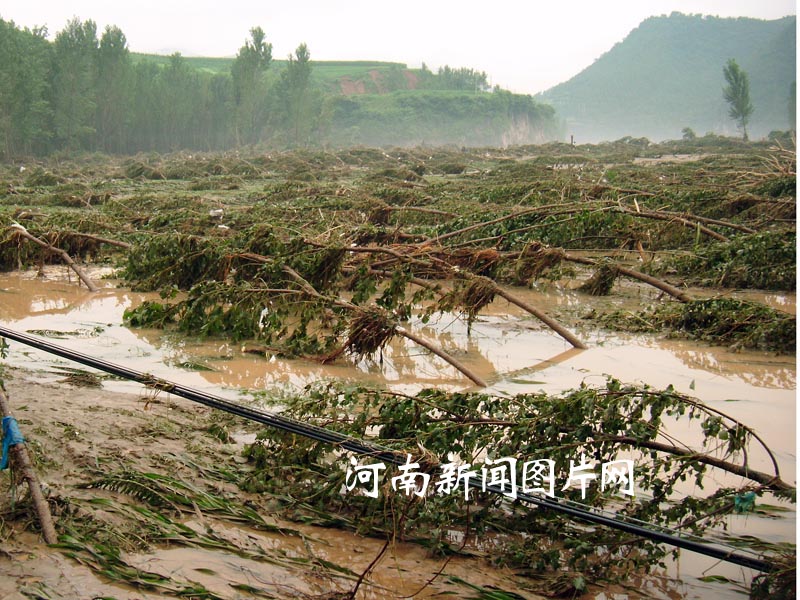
[{"x1": 1, "y1": 1, "x2": 795, "y2": 94}]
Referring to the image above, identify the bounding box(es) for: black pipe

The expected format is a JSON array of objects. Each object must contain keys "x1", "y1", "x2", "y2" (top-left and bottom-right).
[{"x1": 0, "y1": 325, "x2": 775, "y2": 572}]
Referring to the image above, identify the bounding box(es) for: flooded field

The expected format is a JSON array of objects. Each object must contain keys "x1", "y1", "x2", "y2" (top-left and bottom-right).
[
  {"x1": 1, "y1": 268, "x2": 794, "y2": 424},
  {"x1": 0, "y1": 142, "x2": 795, "y2": 599},
  {"x1": 0, "y1": 265, "x2": 794, "y2": 599}
]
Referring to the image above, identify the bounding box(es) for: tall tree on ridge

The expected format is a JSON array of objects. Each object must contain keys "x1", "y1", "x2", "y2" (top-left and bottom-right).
[{"x1": 722, "y1": 58, "x2": 754, "y2": 141}]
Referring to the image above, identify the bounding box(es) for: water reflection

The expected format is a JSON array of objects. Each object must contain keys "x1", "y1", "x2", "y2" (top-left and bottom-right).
[
  {"x1": 1, "y1": 270, "x2": 794, "y2": 398},
  {"x1": 500, "y1": 331, "x2": 796, "y2": 393},
  {"x1": 666, "y1": 342, "x2": 795, "y2": 389}
]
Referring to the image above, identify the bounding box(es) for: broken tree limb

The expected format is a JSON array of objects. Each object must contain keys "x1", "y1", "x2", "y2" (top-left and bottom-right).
[
  {"x1": 473, "y1": 276, "x2": 587, "y2": 349},
  {"x1": 329, "y1": 240, "x2": 586, "y2": 348},
  {"x1": 614, "y1": 207, "x2": 729, "y2": 242},
  {"x1": 603, "y1": 435, "x2": 793, "y2": 492},
  {"x1": 282, "y1": 266, "x2": 487, "y2": 387},
  {"x1": 0, "y1": 387, "x2": 58, "y2": 544},
  {"x1": 413, "y1": 246, "x2": 588, "y2": 349},
  {"x1": 8, "y1": 225, "x2": 99, "y2": 292},
  {"x1": 340, "y1": 243, "x2": 588, "y2": 349},
  {"x1": 614, "y1": 264, "x2": 693, "y2": 302},
  {"x1": 59, "y1": 231, "x2": 133, "y2": 249},
  {"x1": 394, "y1": 326, "x2": 488, "y2": 387},
  {"x1": 565, "y1": 254, "x2": 693, "y2": 303}
]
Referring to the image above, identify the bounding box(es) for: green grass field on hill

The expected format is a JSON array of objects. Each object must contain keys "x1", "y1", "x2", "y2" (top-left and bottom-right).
[
  {"x1": 131, "y1": 52, "x2": 417, "y2": 94},
  {"x1": 132, "y1": 52, "x2": 407, "y2": 77}
]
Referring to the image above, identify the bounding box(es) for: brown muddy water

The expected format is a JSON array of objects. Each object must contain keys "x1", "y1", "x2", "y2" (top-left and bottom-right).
[{"x1": 0, "y1": 266, "x2": 795, "y2": 599}]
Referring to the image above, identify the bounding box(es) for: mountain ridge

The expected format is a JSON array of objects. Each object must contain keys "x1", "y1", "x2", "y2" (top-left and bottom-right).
[{"x1": 537, "y1": 12, "x2": 796, "y2": 142}]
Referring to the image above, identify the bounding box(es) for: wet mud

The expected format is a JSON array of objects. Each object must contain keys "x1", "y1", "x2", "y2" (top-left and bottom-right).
[{"x1": 0, "y1": 266, "x2": 794, "y2": 599}]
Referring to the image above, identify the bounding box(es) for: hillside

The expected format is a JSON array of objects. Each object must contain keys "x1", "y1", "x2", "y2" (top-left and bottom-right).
[
  {"x1": 538, "y1": 13, "x2": 796, "y2": 142},
  {"x1": 323, "y1": 90, "x2": 558, "y2": 146}
]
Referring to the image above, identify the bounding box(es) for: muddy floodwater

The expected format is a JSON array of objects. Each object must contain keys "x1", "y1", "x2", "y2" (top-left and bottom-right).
[{"x1": 0, "y1": 267, "x2": 795, "y2": 599}]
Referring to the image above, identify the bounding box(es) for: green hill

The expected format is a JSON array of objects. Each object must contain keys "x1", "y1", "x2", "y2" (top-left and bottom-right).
[
  {"x1": 538, "y1": 12, "x2": 796, "y2": 142},
  {"x1": 323, "y1": 90, "x2": 558, "y2": 147}
]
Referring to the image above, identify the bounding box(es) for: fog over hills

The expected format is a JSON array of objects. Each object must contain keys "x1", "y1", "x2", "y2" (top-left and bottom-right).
[{"x1": 537, "y1": 12, "x2": 796, "y2": 142}]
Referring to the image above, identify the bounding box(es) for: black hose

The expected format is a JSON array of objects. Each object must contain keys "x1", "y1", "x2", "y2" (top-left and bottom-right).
[{"x1": 0, "y1": 325, "x2": 775, "y2": 572}]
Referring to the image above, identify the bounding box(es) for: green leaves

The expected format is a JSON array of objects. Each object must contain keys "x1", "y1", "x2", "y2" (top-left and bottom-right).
[
  {"x1": 663, "y1": 231, "x2": 796, "y2": 291},
  {"x1": 598, "y1": 297, "x2": 795, "y2": 353},
  {"x1": 723, "y1": 58, "x2": 755, "y2": 139},
  {"x1": 124, "y1": 234, "x2": 229, "y2": 292},
  {"x1": 237, "y1": 379, "x2": 789, "y2": 587},
  {"x1": 51, "y1": 18, "x2": 99, "y2": 149},
  {"x1": 124, "y1": 301, "x2": 176, "y2": 328}
]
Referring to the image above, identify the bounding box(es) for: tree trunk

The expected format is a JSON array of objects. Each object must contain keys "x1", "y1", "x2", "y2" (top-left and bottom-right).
[
  {"x1": 0, "y1": 388, "x2": 58, "y2": 544},
  {"x1": 10, "y1": 225, "x2": 99, "y2": 292}
]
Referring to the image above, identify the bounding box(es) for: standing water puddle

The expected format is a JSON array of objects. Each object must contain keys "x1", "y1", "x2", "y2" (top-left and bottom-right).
[{"x1": 0, "y1": 267, "x2": 795, "y2": 599}]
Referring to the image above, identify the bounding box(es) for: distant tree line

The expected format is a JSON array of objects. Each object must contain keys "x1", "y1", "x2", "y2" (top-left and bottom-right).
[
  {"x1": 0, "y1": 19, "x2": 317, "y2": 155},
  {"x1": 418, "y1": 64, "x2": 490, "y2": 92},
  {"x1": 0, "y1": 17, "x2": 557, "y2": 156}
]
